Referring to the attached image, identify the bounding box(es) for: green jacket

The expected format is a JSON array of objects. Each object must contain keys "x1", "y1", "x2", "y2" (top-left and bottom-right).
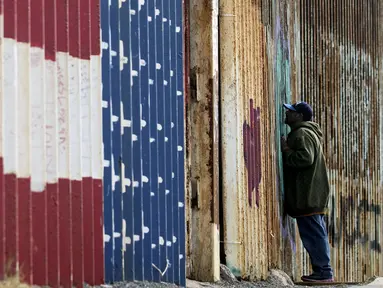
[{"x1": 283, "y1": 121, "x2": 330, "y2": 217}]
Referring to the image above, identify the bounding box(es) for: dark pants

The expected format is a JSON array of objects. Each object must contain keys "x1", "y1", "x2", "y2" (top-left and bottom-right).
[{"x1": 296, "y1": 214, "x2": 333, "y2": 278}]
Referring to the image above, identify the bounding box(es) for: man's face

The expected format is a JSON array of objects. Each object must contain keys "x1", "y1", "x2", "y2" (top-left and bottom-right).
[{"x1": 285, "y1": 109, "x2": 303, "y2": 125}]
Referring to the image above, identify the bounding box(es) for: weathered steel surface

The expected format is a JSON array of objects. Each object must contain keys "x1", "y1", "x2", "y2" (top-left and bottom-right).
[
  {"x1": 297, "y1": 0, "x2": 382, "y2": 282},
  {"x1": 220, "y1": 0, "x2": 278, "y2": 281},
  {"x1": 101, "y1": 0, "x2": 186, "y2": 286},
  {"x1": 0, "y1": 0, "x2": 104, "y2": 286},
  {"x1": 219, "y1": 0, "x2": 383, "y2": 283},
  {"x1": 187, "y1": 0, "x2": 220, "y2": 282}
]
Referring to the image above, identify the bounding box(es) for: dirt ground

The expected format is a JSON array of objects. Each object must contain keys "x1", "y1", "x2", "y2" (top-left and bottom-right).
[{"x1": 90, "y1": 267, "x2": 371, "y2": 288}]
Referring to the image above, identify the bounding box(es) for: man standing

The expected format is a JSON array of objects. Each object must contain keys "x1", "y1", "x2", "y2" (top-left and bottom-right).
[{"x1": 281, "y1": 102, "x2": 334, "y2": 283}]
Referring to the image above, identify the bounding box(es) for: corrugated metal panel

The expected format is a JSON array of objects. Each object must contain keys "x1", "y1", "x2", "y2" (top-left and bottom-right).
[
  {"x1": 0, "y1": 0, "x2": 185, "y2": 286},
  {"x1": 297, "y1": 0, "x2": 382, "y2": 282},
  {"x1": 101, "y1": 0, "x2": 186, "y2": 286},
  {"x1": 220, "y1": 0, "x2": 383, "y2": 283},
  {"x1": 220, "y1": 0, "x2": 280, "y2": 280},
  {"x1": 0, "y1": 0, "x2": 104, "y2": 287}
]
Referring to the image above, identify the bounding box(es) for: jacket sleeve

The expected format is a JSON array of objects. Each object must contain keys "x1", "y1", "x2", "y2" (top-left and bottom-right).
[{"x1": 283, "y1": 135, "x2": 315, "y2": 168}]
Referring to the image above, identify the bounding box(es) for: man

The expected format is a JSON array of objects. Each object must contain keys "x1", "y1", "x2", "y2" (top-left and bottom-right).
[{"x1": 281, "y1": 102, "x2": 334, "y2": 283}]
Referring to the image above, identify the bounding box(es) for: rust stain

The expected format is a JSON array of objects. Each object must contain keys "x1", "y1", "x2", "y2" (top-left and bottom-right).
[{"x1": 192, "y1": 0, "x2": 383, "y2": 283}]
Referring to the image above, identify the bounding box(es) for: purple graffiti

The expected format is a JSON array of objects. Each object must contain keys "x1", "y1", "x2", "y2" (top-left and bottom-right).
[{"x1": 243, "y1": 99, "x2": 262, "y2": 207}]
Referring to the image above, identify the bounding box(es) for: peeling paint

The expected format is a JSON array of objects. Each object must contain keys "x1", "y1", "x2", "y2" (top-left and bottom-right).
[{"x1": 243, "y1": 100, "x2": 262, "y2": 207}]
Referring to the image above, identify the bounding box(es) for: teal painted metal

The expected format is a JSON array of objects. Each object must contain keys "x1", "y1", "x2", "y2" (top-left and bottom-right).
[{"x1": 273, "y1": 2, "x2": 296, "y2": 255}]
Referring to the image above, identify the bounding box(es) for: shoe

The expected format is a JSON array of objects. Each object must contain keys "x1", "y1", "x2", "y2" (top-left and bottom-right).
[{"x1": 301, "y1": 274, "x2": 334, "y2": 283}]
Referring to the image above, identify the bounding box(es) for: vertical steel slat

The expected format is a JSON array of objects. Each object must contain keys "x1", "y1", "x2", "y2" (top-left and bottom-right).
[
  {"x1": 176, "y1": 0, "x2": 185, "y2": 284},
  {"x1": 376, "y1": 0, "x2": 380, "y2": 270},
  {"x1": 242, "y1": 0, "x2": 249, "y2": 275},
  {"x1": 366, "y1": 1, "x2": 374, "y2": 279},
  {"x1": 56, "y1": 0, "x2": 72, "y2": 285},
  {"x1": 101, "y1": 0, "x2": 113, "y2": 282},
  {"x1": 3, "y1": 0, "x2": 17, "y2": 279},
  {"x1": 45, "y1": 0, "x2": 59, "y2": 283},
  {"x1": 170, "y1": 0, "x2": 180, "y2": 283},
  {"x1": 0, "y1": 0, "x2": 4, "y2": 280},
  {"x1": 148, "y1": 0, "x2": 161, "y2": 282},
  {"x1": 90, "y1": 0, "x2": 104, "y2": 284},
  {"x1": 299, "y1": 0, "x2": 307, "y2": 99},
  {"x1": 130, "y1": 0, "x2": 144, "y2": 282},
  {"x1": 110, "y1": 0, "x2": 123, "y2": 281},
  {"x1": 68, "y1": 0, "x2": 84, "y2": 284},
  {"x1": 29, "y1": 0, "x2": 47, "y2": 282},
  {"x1": 80, "y1": 0, "x2": 95, "y2": 284},
  {"x1": 155, "y1": 0, "x2": 168, "y2": 282},
  {"x1": 139, "y1": 0, "x2": 153, "y2": 281},
  {"x1": 120, "y1": 0, "x2": 135, "y2": 281},
  {"x1": 237, "y1": 0, "x2": 244, "y2": 274},
  {"x1": 351, "y1": 1, "x2": 363, "y2": 279},
  {"x1": 162, "y1": 0, "x2": 174, "y2": 282},
  {"x1": 250, "y1": 0, "x2": 257, "y2": 275},
  {"x1": 16, "y1": 0, "x2": 32, "y2": 283}
]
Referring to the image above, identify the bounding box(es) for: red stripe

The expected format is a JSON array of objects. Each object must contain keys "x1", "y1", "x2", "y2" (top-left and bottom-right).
[
  {"x1": 45, "y1": 0, "x2": 56, "y2": 61},
  {"x1": 56, "y1": 0, "x2": 68, "y2": 53},
  {"x1": 58, "y1": 179, "x2": 71, "y2": 287},
  {"x1": 90, "y1": 0, "x2": 100, "y2": 55},
  {"x1": 80, "y1": 0, "x2": 90, "y2": 60},
  {"x1": 83, "y1": 177, "x2": 94, "y2": 284},
  {"x1": 71, "y1": 180, "x2": 83, "y2": 287},
  {"x1": 47, "y1": 183, "x2": 59, "y2": 287},
  {"x1": 18, "y1": 178, "x2": 32, "y2": 284},
  {"x1": 0, "y1": 159, "x2": 4, "y2": 280},
  {"x1": 5, "y1": 174, "x2": 17, "y2": 276},
  {"x1": 93, "y1": 179, "x2": 104, "y2": 285},
  {"x1": 4, "y1": 0, "x2": 15, "y2": 38},
  {"x1": 17, "y1": 0, "x2": 29, "y2": 42},
  {"x1": 4, "y1": 0, "x2": 99, "y2": 59},
  {"x1": 69, "y1": 0, "x2": 80, "y2": 58},
  {"x1": 0, "y1": 162, "x2": 103, "y2": 286},
  {"x1": 30, "y1": 0, "x2": 44, "y2": 48},
  {"x1": 32, "y1": 191, "x2": 47, "y2": 285}
]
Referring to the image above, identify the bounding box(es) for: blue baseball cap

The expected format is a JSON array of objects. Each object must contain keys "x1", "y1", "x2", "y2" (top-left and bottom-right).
[{"x1": 283, "y1": 102, "x2": 313, "y2": 121}]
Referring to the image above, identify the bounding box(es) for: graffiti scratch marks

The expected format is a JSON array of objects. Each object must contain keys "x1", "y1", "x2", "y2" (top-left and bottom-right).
[
  {"x1": 243, "y1": 99, "x2": 261, "y2": 207},
  {"x1": 326, "y1": 195, "x2": 382, "y2": 253}
]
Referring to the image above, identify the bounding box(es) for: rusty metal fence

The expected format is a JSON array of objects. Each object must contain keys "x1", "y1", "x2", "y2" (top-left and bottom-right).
[
  {"x1": 297, "y1": 0, "x2": 383, "y2": 281},
  {"x1": 218, "y1": 0, "x2": 383, "y2": 283}
]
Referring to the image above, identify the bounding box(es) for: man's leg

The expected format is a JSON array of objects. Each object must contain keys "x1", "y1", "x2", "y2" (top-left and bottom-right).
[{"x1": 296, "y1": 214, "x2": 333, "y2": 281}]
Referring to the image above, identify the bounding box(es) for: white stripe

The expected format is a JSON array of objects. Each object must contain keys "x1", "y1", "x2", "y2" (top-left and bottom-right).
[
  {"x1": 57, "y1": 52, "x2": 70, "y2": 179},
  {"x1": 30, "y1": 47, "x2": 45, "y2": 191},
  {"x1": 3, "y1": 39, "x2": 18, "y2": 175},
  {"x1": 120, "y1": 41, "x2": 127, "y2": 70},
  {"x1": 121, "y1": 162, "x2": 126, "y2": 193},
  {"x1": 45, "y1": 59, "x2": 58, "y2": 183},
  {"x1": 81, "y1": 59, "x2": 92, "y2": 178},
  {"x1": 17, "y1": 43, "x2": 30, "y2": 178},
  {"x1": 0, "y1": 15, "x2": 3, "y2": 158},
  {"x1": 91, "y1": 55, "x2": 103, "y2": 179},
  {"x1": 69, "y1": 56, "x2": 82, "y2": 180}
]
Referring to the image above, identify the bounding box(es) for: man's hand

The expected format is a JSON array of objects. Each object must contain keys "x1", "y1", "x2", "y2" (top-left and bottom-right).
[{"x1": 281, "y1": 136, "x2": 290, "y2": 152}]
